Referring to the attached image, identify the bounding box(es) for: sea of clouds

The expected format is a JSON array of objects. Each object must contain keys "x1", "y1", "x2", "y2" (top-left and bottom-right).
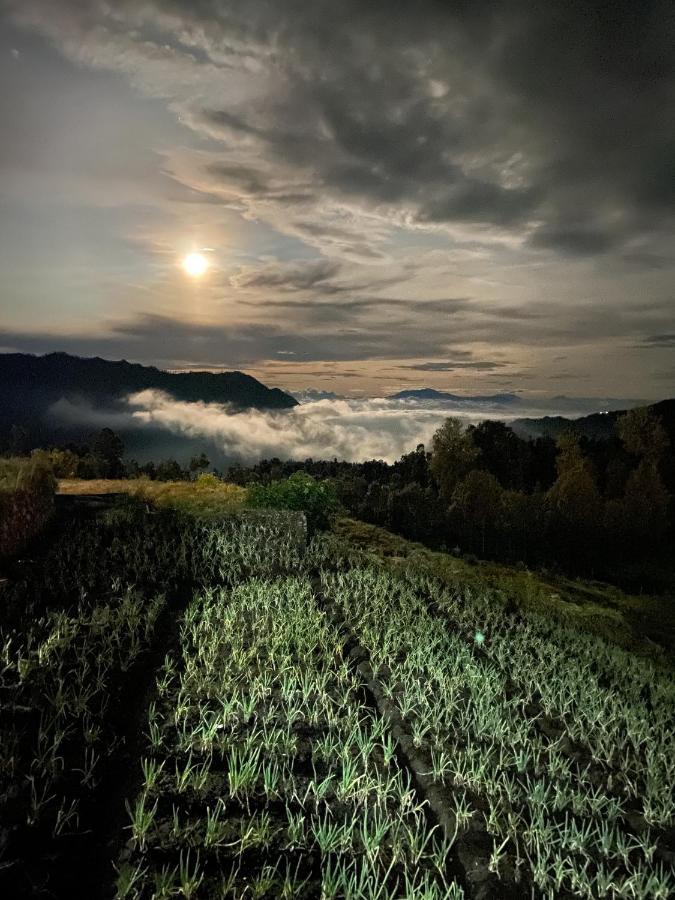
[
  {"x1": 125, "y1": 390, "x2": 637, "y2": 463},
  {"x1": 124, "y1": 391, "x2": 456, "y2": 463},
  {"x1": 50, "y1": 390, "x2": 638, "y2": 465}
]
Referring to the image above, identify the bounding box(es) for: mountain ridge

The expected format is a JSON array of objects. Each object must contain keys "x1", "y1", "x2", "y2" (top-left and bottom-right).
[
  {"x1": 388, "y1": 388, "x2": 519, "y2": 404},
  {"x1": 0, "y1": 351, "x2": 297, "y2": 443},
  {"x1": 511, "y1": 398, "x2": 675, "y2": 442}
]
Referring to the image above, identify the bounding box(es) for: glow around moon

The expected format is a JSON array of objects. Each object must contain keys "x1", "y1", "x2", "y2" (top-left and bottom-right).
[{"x1": 182, "y1": 252, "x2": 209, "y2": 277}]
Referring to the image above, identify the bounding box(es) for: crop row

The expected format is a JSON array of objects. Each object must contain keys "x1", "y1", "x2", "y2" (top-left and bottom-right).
[
  {"x1": 0, "y1": 587, "x2": 166, "y2": 894},
  {"x1": 118, "y1": 575, "x2": 465, "y2": 899},
  {"x1": 0, "y1": 508, "x2": 314, "y2": 896},
  {"x1": 322, "y1": 565, "x2": 674, "y2": 899}
]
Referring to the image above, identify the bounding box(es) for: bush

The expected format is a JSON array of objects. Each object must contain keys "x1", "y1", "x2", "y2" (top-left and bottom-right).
[
  {"x1": 30, "y1": 448, "x2": 79, "y2": 479},
  {"x1": 246, "y1": 472, "x2": 338, "y2": 533},
  {"x1": 0, "y1": 456, "x2": 56, "y2": 498},
  {"x1": 195, "y1": 472, "x2": 221, "y2": 488},
  {"x1": 0, "y1": 457, "x2": 56, "y2": 557}
]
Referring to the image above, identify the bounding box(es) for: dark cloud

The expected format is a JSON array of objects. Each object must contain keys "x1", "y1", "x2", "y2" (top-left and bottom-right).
[
  {"x1": 9, "y1": 0, "x2": 674, "y2": 258},
  {"x1": 528, "y1": 223, "x2": 620, "y2": 256},
  {"x1": 229, "y1": 258, "x2": 410, "y2": 297},
  {"x1": 191, "y1": 0, "x2": 675, "y2": 254},
  {"x1": 617, "y1": 250, "x2": 675, "y2": 270},
  {"x1": 231, "y1": 259, "x2": 343, "y2": 292},
  {"x1": 547, "y1": 372, "x2": 590, "y2": 381},
  {"x1": 397, "y1": 360, "x2": 507, "y2": 372},
  {"x1": 237, "y1": 295, "x2": 472, "y2": 329},
  {"x1": 419, "y1": 180, "x2": 540, "y2": 227},
  {"x1": 0, "y1": 313, "x2": 455, "y2": 367},
  {"x1": 485, "y1": 371, "x2": 536, "y2": 381},
  {"x1": 641, "y1": 334, "x2": 675, "y2": 348},
  {"x1": 241, "y1": 296, "x2": 470, "y2": 313}
]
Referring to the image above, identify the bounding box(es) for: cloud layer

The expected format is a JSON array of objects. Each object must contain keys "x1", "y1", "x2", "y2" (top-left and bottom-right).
[
  {"x1": 51, "y1": 389, "x2": 645, "y2": 465},
  {"x1": 7, "y1": 0, "x2": 675, "y2": 259}
]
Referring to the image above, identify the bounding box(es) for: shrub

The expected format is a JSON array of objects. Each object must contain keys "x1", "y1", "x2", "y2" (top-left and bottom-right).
[
  {"x1": 0, "y1": 456, "x2": 56, "y2": 498},
  {"x1": 246, "y1": 472, "x2": 338, "y2": 533},
  {"x1": 195, "y1": 472, "x2": 221, "y2": 488},
  {"x1": 0, "y1": 457, "x2": 56, "y2": 557},
  {"x1": 30, "y1": 448, "x2": 79, "y2": 479}
]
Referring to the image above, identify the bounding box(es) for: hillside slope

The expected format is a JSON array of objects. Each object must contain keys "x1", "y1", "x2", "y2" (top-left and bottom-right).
[
  {"x1": 335, "y1": 517, "x2": 675, "y2": 666},
  {"x1": 0, "y1": 352, "x2": 296, "y2": 440},
  {"x1": 512, "y1": 398, "x2": 675, "y2": 442}
]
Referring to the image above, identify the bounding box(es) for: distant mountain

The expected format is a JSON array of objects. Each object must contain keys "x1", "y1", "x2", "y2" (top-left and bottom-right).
[
  {"x1": 511, "y1": 399, "x2": 675, "y2": 442},
  {"x1": 0, "y1": 352, "x2": 297, "y2": 445},
  {"x1": 290, "y1": 389, "x2": 345, "y2": 403},
  {"x1": 536, "y1": 395, "x2": 647, "y2": 416},
  {"x1": 389, "y1": 388, "x2": 520, "y2": 405}
]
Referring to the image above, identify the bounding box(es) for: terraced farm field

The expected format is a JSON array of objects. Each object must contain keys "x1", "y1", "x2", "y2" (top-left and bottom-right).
[{"x1": 1, "y1": 503, "x2": 673, "y2": 898}]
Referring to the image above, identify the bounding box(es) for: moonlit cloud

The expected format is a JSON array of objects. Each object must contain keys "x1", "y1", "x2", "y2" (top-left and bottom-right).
[
  {"x1": 50, "y1": 389, "x2": 647, "y2": 465},
  {"x1": 126, "y1": 392, "x2": 452, "y2": 462},
  {"x1": 125, "y1": 390, "x2": 649, "y2": 462}
]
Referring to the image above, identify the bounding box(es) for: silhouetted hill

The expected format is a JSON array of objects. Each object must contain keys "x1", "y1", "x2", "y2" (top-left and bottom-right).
[
  {"x1": 389, "y1": 388, "x2": 519, "y2": 405},
  {"x1": 0, "y1": 352, "x2": 297, "y2": 444},
  {"x1": 512, "y1": 399, "x2": 675, "y2": 442}
]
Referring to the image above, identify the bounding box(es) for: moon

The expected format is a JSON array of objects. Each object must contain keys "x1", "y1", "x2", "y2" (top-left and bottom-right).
[{"x1": 182, "y1": 252, "x2": 209, "y2": 277}]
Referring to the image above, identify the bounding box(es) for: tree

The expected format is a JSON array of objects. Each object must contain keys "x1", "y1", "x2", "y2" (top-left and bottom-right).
[
  {"x1": 615, "y1": 407, "x2": 670, "y2": 550},
  {"x1": 389, "y1": 483, "x2": 445, "y2": 543},
  {"x1": 393, "y1": 444, "x2": 431, "y2": 487},
  {"x1": 360, "y1": 482, "x2": 390, "y2": 527},
  {"x1": 451, "y1": 469, "x2": 503, "y2": 556},
  {"x1": 547, "y1": 463, "x2": 601, "y2": 529},
  {"x1": 124, "y1": 458, "x2": 141, "y2": 479},
  {"x1": 604, "y1": 455, "x2": 630, "y2": 499},
  {"x1": 139, "y1": 461, "x2": 157, "y2": 480},
  {"x1": 554, "y1": 430, "x2": 586, "y2": 475},
  {"x1": 430, "y1": 418, "x2": 480, "y2": 503},
  {"x1": 617, "y1": 407, "x2": 669, "y2": 463},
  {"x1": 31, "y1": 448, "x2": 79, "y2": 478},
  {"x1": 90, "y1": 428, "x2": 125, "y2": 477},
  {"x1": 546, "y1": 432, "x2": 601, "y2": 566},
  {"x1": 468, "y1": 420, "x2": 527, "y2": 490},
  {"x1": 501, "y1": 489, "x2": 544, "y2": 562},
  {"x1": 155, "y1": 459, "x2": 187, "y2": 481},
  {"x1": 333, "y1": 474, "x2": 369, "y2": 513},
  {"x1": 623, "y1": 460, "x2": 670, "y2": 543},
  {"x1": 189, "y1": 452, "x2": 210, "y2": 476}
]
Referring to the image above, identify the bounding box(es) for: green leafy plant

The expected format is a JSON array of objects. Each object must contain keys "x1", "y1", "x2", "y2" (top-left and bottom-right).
[{"x1": 247, "y1": 471, "x2": 339, "y2": 532}]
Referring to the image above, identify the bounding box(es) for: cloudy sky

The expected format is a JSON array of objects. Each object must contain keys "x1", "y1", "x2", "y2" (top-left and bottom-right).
[{"x1": 1, "y1": 0, "x2": 674, "y2": 400}]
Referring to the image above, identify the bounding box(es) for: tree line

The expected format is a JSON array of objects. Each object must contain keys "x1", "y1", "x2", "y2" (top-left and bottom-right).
[
  {"x1": 227, "y1": 408, "x2": 673, "y2": 586},
  {"x1": 3, "y1": 427, "x2": 211, "y2": 483}
]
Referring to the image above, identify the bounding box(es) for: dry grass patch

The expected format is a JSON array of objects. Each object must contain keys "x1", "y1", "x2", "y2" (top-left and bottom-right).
[{"x1": 57, "y1": 478, "x2": 246, "y2": 517}]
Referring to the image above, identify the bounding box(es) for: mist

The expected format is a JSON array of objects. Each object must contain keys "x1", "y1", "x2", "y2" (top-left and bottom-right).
[
  {"x1": 47, "y1": 389, "x2": 631, "y2": 466},
  {"x1": 125, "y1": 391, "x2": 456, "y2": 463}
]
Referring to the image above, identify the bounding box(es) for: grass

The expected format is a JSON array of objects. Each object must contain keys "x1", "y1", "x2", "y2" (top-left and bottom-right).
[
  {"x1": 1, "y1": 456, "x2": 55, "y2": 496},
  {"x1": 58, "y1": 477, "x2": 247, "y2": 517},
  {"x1": 0, "y1": 457, "x2": 56, "y2": 557},
  {"x1": 334, "y1": 517, "x2": 675, "y2": 666}
]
